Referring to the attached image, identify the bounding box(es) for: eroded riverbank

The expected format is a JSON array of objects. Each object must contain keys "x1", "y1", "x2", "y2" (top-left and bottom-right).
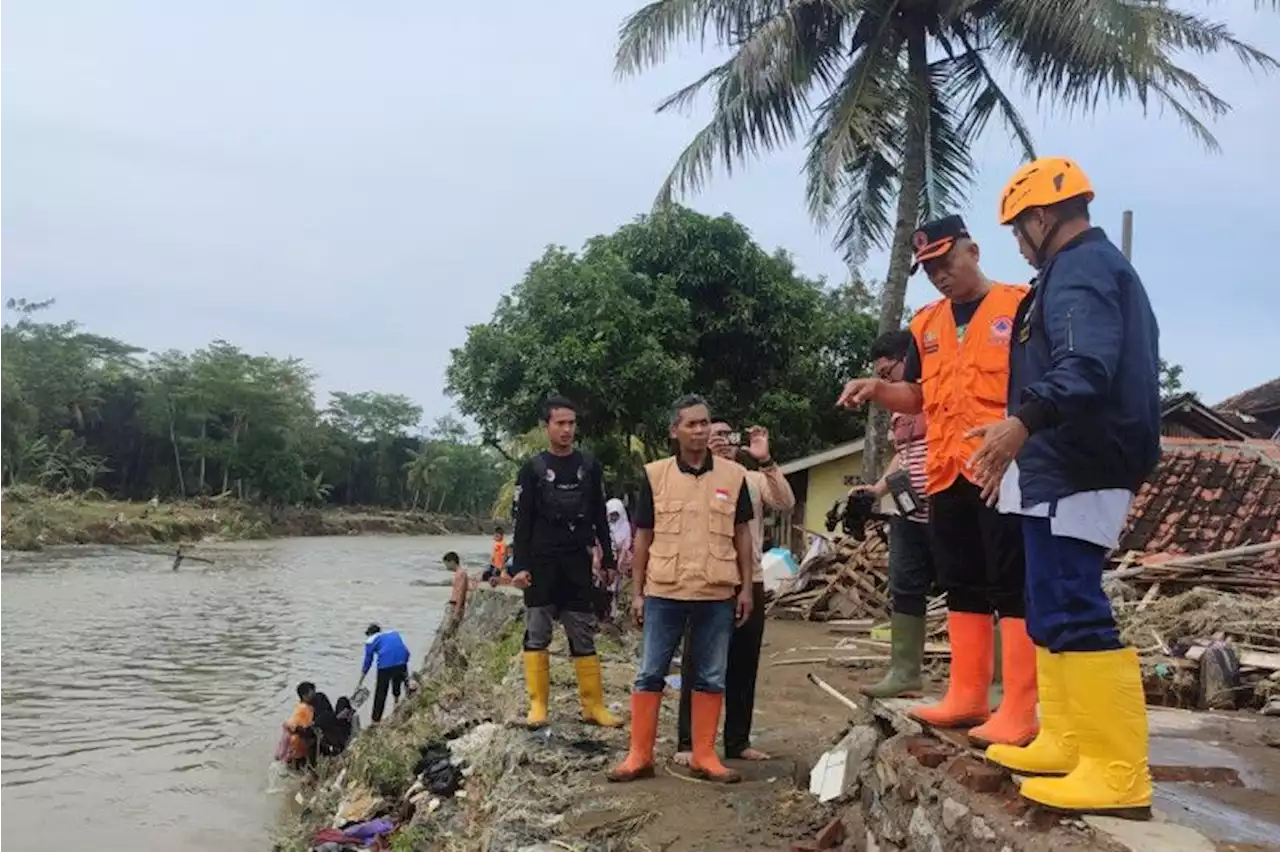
[
  {"x1": 0, "y1": 490, "x2": 493, "y2": 551},
  {"x1": 281, "y1": 592, "x2": 1280, "y2": 852},
  {"x1": 276, "y1": 589, "x2": 849, "y2": 852}
]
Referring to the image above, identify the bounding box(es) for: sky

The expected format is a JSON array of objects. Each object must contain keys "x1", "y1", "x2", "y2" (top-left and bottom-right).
[{"x1": 3, "y1": 1, "x2": 1278, "y2": 430}]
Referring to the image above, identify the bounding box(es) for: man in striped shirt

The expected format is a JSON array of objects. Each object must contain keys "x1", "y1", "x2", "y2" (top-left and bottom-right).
[{"x1": 858, "y1": 330, "x2": 936, "y2": 698}]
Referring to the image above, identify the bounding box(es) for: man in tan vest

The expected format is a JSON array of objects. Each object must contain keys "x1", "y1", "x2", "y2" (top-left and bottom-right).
[
  {"x1": 674, "y1": 421, "x2": 795, "y2": 765},
  {"x1": 607, "y1": 395, "x2": 756, "y2": 784}
]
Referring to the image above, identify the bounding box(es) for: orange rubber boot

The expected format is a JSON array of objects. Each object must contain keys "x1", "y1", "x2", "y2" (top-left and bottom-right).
[
  {"x1": 689, "y1": 691, "x2": 741, "y2": 783},
  {"x1": 910, "y1": 611, "x2": 993, "y2": 729},
  {"x1": 969, "y1": 617, "x2": 1038, "y2": 747},
  {"x1": 606, "y1": 692, "x2": 660, "y2": 782}
]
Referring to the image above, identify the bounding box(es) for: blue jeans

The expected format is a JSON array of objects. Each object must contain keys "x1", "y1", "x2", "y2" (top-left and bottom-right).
[
  {"x1": 635, "y1": 597, "x2": 735, "y2": 693},
  {"x1": 1022, "y1": 516, "x2": 1122, "y2": 652}
]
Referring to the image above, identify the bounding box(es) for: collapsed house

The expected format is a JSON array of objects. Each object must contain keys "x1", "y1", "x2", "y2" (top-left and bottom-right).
[{"x1": 769, "y1": 434, "x2": 1280, "y2": 709}]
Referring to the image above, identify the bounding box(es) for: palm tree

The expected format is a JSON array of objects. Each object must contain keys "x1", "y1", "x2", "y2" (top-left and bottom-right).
[{"x1": 616, "y1": 0, "x2": 1274, "y2": 472}]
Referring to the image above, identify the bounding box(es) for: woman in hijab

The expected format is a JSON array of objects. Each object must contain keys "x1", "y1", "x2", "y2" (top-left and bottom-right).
[{"x1": 606, "y1": 499, "x2": 633, "y2": 617}]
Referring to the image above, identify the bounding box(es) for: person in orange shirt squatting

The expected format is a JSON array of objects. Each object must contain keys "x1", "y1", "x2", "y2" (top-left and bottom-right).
[
  {"x1": 607, "y1": 395, "x2": 756, "y2": 784},
  {"x1": 285, "y1": 681, "x2": 318, "y2": 771},
  {"x1": 969, "y1": 158, "x2": 1160, "y2": 818},
  {"x1": 839, "y1": 215, "x2": 1036, "y2": 749}
]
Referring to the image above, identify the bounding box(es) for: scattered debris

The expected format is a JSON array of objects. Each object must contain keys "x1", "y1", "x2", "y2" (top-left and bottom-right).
[
  {"x1": 769, "y1": 531, "x2": 891, "y2": 621},
  {"x1": 1117, "y1": 586, "x2": 1280, "y2": 710}
]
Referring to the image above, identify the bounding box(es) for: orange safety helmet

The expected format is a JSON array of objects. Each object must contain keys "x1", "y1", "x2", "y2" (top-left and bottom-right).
[{"x1": 997, "y1": 157, "x2": 1094, "y2": 225}]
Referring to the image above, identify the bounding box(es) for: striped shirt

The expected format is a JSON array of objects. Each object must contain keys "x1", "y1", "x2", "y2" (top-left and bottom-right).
[{"x1": 891, "y1": 412, "x2": 930, "y2": 523}]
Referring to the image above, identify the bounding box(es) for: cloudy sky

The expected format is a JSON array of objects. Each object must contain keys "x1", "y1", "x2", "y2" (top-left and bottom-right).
[{"x1": 4, "y1": 1, "x2": 1278, "y2": 428}]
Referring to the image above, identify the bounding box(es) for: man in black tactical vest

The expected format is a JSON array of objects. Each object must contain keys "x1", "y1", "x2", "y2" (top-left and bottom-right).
[{"x1": 512, "y1": 396, "x2": 621, "y2": 729}]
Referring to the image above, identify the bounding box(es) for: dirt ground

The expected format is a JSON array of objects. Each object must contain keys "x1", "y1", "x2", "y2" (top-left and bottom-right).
[
  {"x1": 564, "y1": 618, "x2": 1280, "y2": 852},
  {"x1": 567, "y1": 619, "x2": 889, "y2": 851}
]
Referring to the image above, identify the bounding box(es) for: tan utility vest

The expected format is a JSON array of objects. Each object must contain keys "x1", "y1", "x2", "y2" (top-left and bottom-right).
[{"x1": 644, "y1": 455, "x2": 746, "y2": 601}]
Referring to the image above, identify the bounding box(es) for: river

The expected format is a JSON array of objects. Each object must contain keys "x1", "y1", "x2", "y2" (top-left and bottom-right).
[{"x1": 0, "y1": 534, "x2": 493, "y2": 852}]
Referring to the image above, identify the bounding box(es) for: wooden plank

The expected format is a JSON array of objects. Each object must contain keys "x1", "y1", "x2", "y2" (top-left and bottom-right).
[
  {"x1": 1183, "y1": 645, "x2": 1280, "y2": 671},
  {"x1": 1137, "y1": 583, "x2": 1162, "y2": 612}
]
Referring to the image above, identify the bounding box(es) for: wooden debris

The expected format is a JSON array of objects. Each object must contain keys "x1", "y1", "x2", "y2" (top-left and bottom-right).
[{"x1": 769, "y1": 528, "x2": 894, "y2": 622}]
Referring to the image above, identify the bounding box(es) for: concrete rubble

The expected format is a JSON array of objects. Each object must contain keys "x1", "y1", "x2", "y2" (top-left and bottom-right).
[{"x1": 795, "y1": 690, "x2": 1280, "y2": 852}]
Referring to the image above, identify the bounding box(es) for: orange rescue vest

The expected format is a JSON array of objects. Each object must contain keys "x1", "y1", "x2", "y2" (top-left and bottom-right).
[{"x1": 908, "y1": 283, "x2": 1028, "y2": 495}]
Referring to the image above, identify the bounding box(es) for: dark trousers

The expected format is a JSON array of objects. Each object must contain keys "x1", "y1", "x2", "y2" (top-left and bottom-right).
[
  {"x1": 524, "y1": 550, "x2": 595, "y2": 612},
  {"x1": 888, "y1": 516, "x2": 935, "y2": 617},
  {"x1": 929, "y1": 477, "x2": 1026, "y2": 616},
  {"x1": 677, "y1": 582, "x2": 767, "y2": 757},
  {"x1": 1022, "y1": 516, "x2": 1122, "y2": 652},
  {"x1": 372, "y1": 664, "x2": 408, "y2": 723}
]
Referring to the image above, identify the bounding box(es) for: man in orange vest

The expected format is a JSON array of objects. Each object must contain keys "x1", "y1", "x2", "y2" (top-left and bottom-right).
[
  {"x1": 607, "y1": 394, "x2": 756, "y2": 785},
  {"x1": 968, "y1": 158, "x2": 1160, "y2": 818},
  {"x1": 838, "y1": 215, "x2": 1036, "y2": 749}
]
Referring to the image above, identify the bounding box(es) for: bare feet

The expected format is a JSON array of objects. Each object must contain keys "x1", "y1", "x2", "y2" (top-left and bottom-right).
[
  {"x1": 737, "y1": 747, "x2": 772, "y2": 761},
  {"x1": 672, "y1": 750, "x2": 692, "y2": 766}
]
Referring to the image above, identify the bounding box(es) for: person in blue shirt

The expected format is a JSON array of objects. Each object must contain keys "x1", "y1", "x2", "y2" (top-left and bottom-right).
[
  {"x1": 357, "y1": 623, "x2": 412, "y2": 723},
  {"x1": 968, "y1": 157, "x2": 1160, "y2": 820}
]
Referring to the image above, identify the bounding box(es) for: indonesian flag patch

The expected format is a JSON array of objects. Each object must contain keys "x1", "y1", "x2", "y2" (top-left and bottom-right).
[{"x1": 714, "y1": 488, "x2": 731, "y2": 501}]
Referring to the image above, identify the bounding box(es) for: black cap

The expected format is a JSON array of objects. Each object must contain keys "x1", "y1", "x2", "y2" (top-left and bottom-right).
[{"x1": 911, "y1": 215, "x2": 970, "y2": 273}]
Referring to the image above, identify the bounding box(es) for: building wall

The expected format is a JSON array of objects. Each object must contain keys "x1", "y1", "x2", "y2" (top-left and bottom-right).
[{"x1": 799, "y1": 449, "x2": 867, "y2": 534}]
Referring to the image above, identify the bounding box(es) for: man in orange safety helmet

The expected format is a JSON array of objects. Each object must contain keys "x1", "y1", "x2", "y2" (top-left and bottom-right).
[{"x1": 968, "y1": 157, "x2": 1161, "y2": 819}]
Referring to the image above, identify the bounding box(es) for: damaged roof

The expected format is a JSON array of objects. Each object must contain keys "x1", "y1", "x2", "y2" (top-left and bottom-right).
[
  {"x1": 1118, "y1": 438, "x2": 1280, "y2": 567},
  {"x1": 1217, "y1": 376, "x2": 1280, "y2": 418}
]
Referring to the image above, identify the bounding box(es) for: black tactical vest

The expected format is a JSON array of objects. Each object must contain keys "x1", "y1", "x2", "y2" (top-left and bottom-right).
[{"x1": 531, "y1": 451, "x2": 594, "y2": 528}]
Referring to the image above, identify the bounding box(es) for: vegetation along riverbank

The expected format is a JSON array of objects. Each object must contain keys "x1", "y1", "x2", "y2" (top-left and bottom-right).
[
  {"x1": 0, "y1": 487, "x2": 492, "y2": 551},
  {"x1": 276, "y1": 588, "x2": 859, "y2": 852},
  {"x1": 2, "y1": 297, "x2": 510, "y2": 519}
]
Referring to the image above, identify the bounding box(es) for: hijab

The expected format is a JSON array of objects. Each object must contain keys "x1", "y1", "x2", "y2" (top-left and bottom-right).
[{"x1": 606, "y1": 498, "x2": 631, "y2": 553}]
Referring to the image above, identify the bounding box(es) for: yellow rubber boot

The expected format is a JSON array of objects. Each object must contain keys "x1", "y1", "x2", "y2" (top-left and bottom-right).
[
  {"x1": 574, "y1": 655, "x2": 622, "y2": 727},
  {"x1": 523, "y1": 650, "x2": 550, "y2": 729},
  {"x1": 1019, "y1": 648, "x2": 1152, "y2": 819},
  {"x1": 987, "y1": 646, "x2": 1078, "y2": 776}
]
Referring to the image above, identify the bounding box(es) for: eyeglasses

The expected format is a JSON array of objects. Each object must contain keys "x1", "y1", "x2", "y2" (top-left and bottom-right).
[{"x1": 875, "y1": 360, "x2": 902, "y2": 381}]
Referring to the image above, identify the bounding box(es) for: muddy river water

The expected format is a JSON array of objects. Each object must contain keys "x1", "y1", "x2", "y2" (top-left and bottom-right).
[{"x1": 1, "y1": 535, "x2": 491, "y2": 851}]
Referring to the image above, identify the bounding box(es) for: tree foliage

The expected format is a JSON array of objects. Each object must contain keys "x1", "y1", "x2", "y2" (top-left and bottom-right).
[
  {"x1": 446, "y1": 206, "x2": 878, "y2": 482},
  {"x1": 1159, "y1": 358, "x2": 1189, "y2": 402},
  {"x1": 615, "y1": 0, "x2": 1275, "y2": 473},
  {"x1": 1, "y1": 301, "x2": 509, "y2": 513}
]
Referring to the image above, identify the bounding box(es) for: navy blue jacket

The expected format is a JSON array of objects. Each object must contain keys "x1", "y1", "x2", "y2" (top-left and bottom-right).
[{"x1": 1008, "y1": 228, "x2": 1161, "y2": 506}]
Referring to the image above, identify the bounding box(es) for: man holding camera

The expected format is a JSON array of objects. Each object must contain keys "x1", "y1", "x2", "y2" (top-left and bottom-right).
[
  {"x1": 852, "y1": 331, "x2": 935, "y2": 699},
  {"x1": 838, "y1": 215, "x2": 1036, "y2": 749},
  {"x1": 672, "y1": 421, "x2": 795, "y2": 765}
]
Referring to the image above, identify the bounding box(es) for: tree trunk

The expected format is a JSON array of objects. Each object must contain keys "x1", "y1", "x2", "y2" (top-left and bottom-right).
[
  {"x1": 865, "y1": 25, "x2": 929, "y2": 480},
  {"x1": 168, "y1": 403, "x2": 186, "y2": 497},
  {"x1": 197, "y1": 419, "x2": 207, "y2": 493}
]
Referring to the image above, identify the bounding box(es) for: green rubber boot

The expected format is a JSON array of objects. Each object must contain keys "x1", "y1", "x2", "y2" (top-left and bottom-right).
[{"x1": 862, "y1": 613, "x2": 926, "y2": 699}]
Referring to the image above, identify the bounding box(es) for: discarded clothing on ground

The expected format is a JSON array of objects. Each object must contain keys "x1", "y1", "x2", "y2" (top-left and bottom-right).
[
  {"x1": 310, "y1": 817, "x2": 395, "y2": 851},
  {"x1": 412, "y1": 739, "x2": 465, "y2": 797},
  {"x1": 342, "y1": 818, "x2": 395, "y2": 843}
]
